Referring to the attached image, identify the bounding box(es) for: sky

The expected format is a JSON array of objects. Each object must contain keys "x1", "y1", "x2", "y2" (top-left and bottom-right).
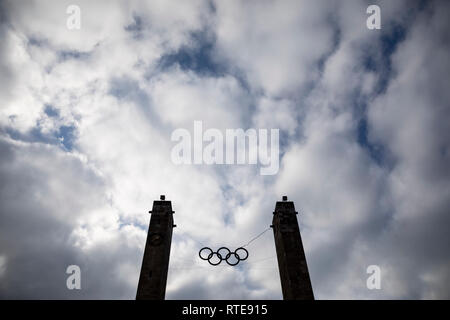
[{"x1": 0, "y1": 0, "x2": 449, "y2": 299}]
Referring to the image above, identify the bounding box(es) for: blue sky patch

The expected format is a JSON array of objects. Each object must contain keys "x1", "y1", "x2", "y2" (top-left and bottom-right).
[
  {"x1": 158, "y1": 31, "x2": 225, "y2": 77},
  {"x1": 44, "y1": 105, "x2": 60, "y2": 118}
]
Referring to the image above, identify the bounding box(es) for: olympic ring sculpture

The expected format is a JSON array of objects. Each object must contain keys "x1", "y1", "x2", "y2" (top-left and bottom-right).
[{"x1": 199, "y1": 247, "x2": 249, "y2": 266}]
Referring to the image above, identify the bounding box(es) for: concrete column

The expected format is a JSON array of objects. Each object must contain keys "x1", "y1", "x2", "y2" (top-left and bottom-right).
[
  {"x1": 136, "y1": 195, "x2": 176, "y2": 300},
  {"x1": 272, "y1": 196, "x2": 314, "y2": 300}
]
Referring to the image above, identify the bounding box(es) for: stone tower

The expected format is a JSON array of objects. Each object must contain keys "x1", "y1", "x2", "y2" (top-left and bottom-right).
[
  {"x1": 271, "y1": 196, "x2": 314, "y2": 300},
  {"x1": 136, "y1": 195, "x2": 176, "y2": 300}
]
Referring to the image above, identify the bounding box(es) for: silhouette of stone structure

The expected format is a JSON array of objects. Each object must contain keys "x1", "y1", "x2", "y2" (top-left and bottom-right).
[
  {"x1": 136, "y1": 195, "x2": 175, "y2": 300},
  {"x1": 136, "y1": 195, "x2": 314, "y2": 300},
  {"x1": 271, "y1": 196, "x2": 314, "y2": 300}
]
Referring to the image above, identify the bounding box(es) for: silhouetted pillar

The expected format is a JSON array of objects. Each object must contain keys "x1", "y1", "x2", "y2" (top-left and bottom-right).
[
  {"x1": 272, "y1": 196, "x2": 314, "y2": 300},
  {"x1": 136, "y1": 195, "x2": 176, "y2": 300}
]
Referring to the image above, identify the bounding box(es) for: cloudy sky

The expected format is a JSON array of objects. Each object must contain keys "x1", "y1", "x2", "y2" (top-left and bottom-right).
[{"x1": 0, "y1": 0, "x2": 449, "y2": 299}]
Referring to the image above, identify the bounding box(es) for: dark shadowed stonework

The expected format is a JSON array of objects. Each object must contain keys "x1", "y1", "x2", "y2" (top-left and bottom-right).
[
  {"x1": 136, "y1": 195, "x2": 175, "y2": 300},
  {"x1": 272, "y1": 196, "x2": 314, "y2": 300}
]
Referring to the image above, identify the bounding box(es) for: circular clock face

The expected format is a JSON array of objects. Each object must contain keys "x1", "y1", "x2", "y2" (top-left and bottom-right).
[{"x1": 149, "y1": 233, "x2": 163, "y2": 246}]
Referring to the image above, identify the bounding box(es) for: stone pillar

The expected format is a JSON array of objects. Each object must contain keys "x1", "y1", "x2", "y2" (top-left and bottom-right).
[
  {"x1": 272, "y1": 196, "x2": 314, "y2": 300},
  {"x1": 136, "y1": 195, "x2": 176, "y2": 300}
]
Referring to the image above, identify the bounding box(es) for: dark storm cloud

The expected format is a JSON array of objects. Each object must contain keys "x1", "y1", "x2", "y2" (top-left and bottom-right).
[
  {"x1": 0, "y1": 138, "x2": 93, "y2": 298},
  {"x1": 0, "y1": 0, "x2": 449, "y2": 300},
  {"x1": 0, "y1": 138, "x2": 143, "y2": 298}
]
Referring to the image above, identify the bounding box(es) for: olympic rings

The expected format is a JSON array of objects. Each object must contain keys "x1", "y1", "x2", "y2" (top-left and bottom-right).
[{"x1": 199, "y1": 247, "x2": 249, "y2": 266}]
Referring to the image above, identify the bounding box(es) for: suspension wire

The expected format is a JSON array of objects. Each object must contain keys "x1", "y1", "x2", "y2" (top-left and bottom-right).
[
  {"x1": 181, "y1": 226, "x2": 271, "y2": 249},
  {"x1": 245, "y1": 255, "x2": 277, "y2": 264},
  {"x1": 168, "y1": 227, "x2": 276, "y2": 272},
  {"x1": 240, "y1": 227, "x2": 271, "y2": 248},
  {"x1": 172, "y1": 255, "x2": 276, "y2": 267},
  {"x1": 169, "y1": 227, "x2": 277, "y2": 270},
  {"x1": 169, "y1": 266, "x2": 278, "y2": 270},
  {"x1": 170, "y1": 259, "x2": 278, "y2": 270}
]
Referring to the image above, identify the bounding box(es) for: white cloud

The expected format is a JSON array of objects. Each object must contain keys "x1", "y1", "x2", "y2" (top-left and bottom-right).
[
  {"x1": 0, "y1": 0, "x2": 449, "y2": 300},
  {"x1": 214, "y1": 0, "x2": 335, "y2": 96}
]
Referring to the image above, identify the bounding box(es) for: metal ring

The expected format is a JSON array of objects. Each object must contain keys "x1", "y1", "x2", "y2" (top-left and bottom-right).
[
  {"x1": 198, "y1": 246, "x2": 249, "y2": 266},
  {"x1": 217, "y1": 247, "x2": 231, "y2": 260},
  {"x1": 199, "y1": 247, "x2": 213, "y2": 260},
  {"x1": 207, "y1": 252, "x2": 222, "y2": 266},
  {"x1": 224, "y1": 252, "x2": 240, "y2": 266},
  {"x1": 234, "y1": 247, "x2": 249, "y2": 261}
]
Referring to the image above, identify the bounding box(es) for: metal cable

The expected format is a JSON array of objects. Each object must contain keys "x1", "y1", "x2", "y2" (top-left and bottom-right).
[{"x1": 241, "y1": 227, "x2": 271, "y2": 248}]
